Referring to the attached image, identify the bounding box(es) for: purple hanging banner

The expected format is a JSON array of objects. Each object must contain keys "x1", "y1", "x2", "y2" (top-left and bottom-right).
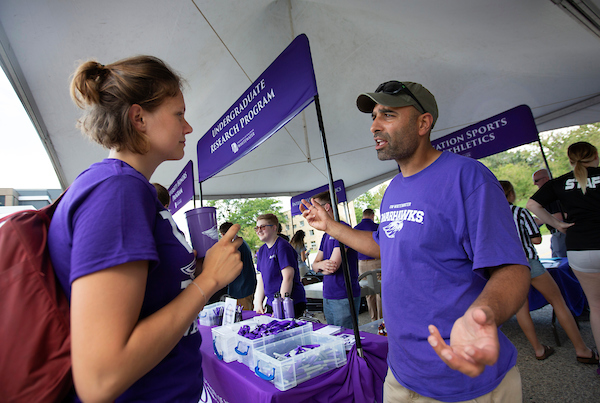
[
  {"x1": 290, "y1": 179, "x2": 347, "y2": 216},
  {"x1": 196, "y1": 34, "x2": 318, "y2": 183},
  {"x1": 431, "y1": 105, "x2": 539, "y2": 159},
  {"x1": 168, "y1": 160, "x2": 195, "y2": 215}
]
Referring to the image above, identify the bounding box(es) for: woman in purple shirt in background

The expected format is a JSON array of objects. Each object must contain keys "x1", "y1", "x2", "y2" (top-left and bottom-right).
[{"x1": 48, "y1": 56, "x2": 242, "y2": 402}]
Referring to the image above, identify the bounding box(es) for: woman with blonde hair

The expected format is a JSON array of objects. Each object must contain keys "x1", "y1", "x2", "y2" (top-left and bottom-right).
[
  {"x1": 500, "y1": 180, "x2": 596, "y2": 363},
  {"x1": 48, "y1": 55, "x2": 242, "y2": 401},
  {"x1": 527, "y1": 141, "x2": 600, "y2": 371}
]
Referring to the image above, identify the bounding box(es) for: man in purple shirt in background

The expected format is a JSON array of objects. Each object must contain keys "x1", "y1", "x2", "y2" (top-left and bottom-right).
[
  {"x1": 311, "y1": 190, "x2": 361, "y2": 329},
  {"x1": 354, "y1": 208, "x2": 382, "y2": 321}
]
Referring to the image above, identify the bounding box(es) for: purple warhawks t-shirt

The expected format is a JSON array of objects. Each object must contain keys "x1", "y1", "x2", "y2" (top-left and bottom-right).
[
  {"x1": 256, "y1": 237, "x2": 306, "y2": 305},
  {"x1": 319, "y1": 221, "x2": 360, "y2": 300},
  {"x1": 353, "y1": 218, "x2": 378, "y2": 260},
  {"x1": 48, "y1": 159, "x2": 202, "y2": 402},
  {"x1": 374, "y1": 151, "x2": 528, "y2": 402}
]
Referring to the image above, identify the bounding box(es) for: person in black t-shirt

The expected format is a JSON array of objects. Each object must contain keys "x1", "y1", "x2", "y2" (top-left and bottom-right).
[{"x1": 531, "y1": 169, "x2": 567, "y2": 257}]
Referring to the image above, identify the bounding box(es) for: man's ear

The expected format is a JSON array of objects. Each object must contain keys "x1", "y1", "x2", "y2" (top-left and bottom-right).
[
  {"x1": 129, "y1": 104, "x2": 145, "y2": 131},
  {"x1": 417, "y1": 112, "x2": 434, "y2": 137}
]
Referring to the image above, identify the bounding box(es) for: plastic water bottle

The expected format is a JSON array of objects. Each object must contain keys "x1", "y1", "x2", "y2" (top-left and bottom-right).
[
  {"x1": 272, "y1": 292, "x2": 283, "y2": 319},
  {"x1": 283, "y1": 293, "x2": 294, "y2": 319}
]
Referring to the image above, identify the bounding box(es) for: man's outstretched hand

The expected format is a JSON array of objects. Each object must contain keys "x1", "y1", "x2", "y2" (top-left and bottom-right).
[
  {"x1": 300, "y1": 198, "x2": 331, "y2": 232},
  {"x1": 427, "y1": 307, "x2": 499, "y2": 378}
]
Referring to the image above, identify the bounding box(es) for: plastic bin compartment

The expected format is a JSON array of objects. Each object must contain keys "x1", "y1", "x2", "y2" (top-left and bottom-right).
[
  {"x1": 253, "y1": 332, "x2": 347, "y2": 391},
  {"x1": 211, "y1": 316, "x2": 313, "y2": 367},
  {"x1": 198, "y1": 302, "x2": 225, "y2": 326}
]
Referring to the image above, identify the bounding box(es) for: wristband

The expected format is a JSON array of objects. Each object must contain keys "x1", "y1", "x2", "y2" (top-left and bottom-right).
[{"x1": 189, "y1": 281, "x2": 207, "y2": 306}]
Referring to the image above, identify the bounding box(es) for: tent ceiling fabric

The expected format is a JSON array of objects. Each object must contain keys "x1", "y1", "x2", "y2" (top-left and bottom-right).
[{"x1": 1, "y1": 0, "x2": 600, "y2": 201}]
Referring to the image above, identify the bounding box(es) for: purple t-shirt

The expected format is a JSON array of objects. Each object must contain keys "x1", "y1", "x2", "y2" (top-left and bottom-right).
[
  {"x1": 48, "y1": 159, "x2": 202, "y2": 402},
  {"x1": 374, "y1": 151, "x2": 527, "y2": 401},
  {"x1": 256, "y1": 237, "x2": 306, "y2": 305},
  {"x1": 319, "y1": 222, "x2": 360, "y2": 300},
  {"x1": 353, "y1": 218, "x2": 378, "y2": 260}
]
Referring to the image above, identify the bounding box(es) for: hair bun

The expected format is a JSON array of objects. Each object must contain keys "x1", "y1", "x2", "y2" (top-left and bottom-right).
[{"x1": 90, "y1": 62, "x2": 108, "y2": 81}]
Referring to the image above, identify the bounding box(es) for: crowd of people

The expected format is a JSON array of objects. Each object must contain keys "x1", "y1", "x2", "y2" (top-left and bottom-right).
[{"x1": 47, "y1": 53, "x2": 599, "y2": 402}]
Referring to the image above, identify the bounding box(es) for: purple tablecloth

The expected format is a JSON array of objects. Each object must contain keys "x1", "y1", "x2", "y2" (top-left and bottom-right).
[
  {"x1": 199, "y1": 312, "x2": 388, "y2": 403},
  {"x1": 528, "y1": 258, "x2": 587, "y2": 315}
]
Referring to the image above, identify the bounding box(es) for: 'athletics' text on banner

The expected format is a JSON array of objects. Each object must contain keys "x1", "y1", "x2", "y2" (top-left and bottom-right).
[{"x1": 431, "y1": 105, "x2": 539, "y2": 160}]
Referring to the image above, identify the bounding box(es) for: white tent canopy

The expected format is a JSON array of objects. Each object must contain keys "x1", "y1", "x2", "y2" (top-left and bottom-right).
[{"x1": 2, "y1": 0, "x2": 600, "y2": 201}]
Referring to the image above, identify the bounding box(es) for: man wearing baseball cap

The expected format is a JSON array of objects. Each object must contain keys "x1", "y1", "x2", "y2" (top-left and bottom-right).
[{"x1": 301, "y1": 81, "x2": 530, "y2": 402}]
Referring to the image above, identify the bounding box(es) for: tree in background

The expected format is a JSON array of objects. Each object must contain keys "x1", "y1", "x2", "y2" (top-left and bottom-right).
[
  {"x1": 481, "y1": 148, "x2": 539, "y2": 207},
  {"x1": 541, "y1": 123, "x2": 600, "y2": 175},
  {"x1": 353, "y1": 182, "x2": 388, "y2": 223},
  {"x1": 206, "y1": 198, "x2": 286, "y2": 253}
]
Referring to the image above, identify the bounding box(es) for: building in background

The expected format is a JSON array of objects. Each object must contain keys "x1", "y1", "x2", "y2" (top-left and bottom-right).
[{"x1": 0, "y1": 188, "x2": 62, "y2": 218}]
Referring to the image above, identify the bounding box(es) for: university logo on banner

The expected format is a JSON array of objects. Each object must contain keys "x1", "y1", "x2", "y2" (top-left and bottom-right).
[
  {"x1": 168, "y1": 160, "x2": 195, "y2": 214},
  {"x1": 431, "y1": 105, "x2": 539, "y2": 160},
  {"x1": 196, "y1": 34, "x2": 318, "y2": 183},
  {"x1": 290, "y1": 180, "x2": 347, "y2": 216}
]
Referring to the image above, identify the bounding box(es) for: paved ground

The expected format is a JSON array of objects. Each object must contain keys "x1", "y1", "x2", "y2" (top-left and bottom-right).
[{"x1": 504, "y1": 305, "x2": 598, "y2": 402}]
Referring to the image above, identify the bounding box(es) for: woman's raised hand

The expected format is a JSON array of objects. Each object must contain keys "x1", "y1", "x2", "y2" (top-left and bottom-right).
[{"x1": 200, "y1": 224, "x2": 243, "y2": 292}]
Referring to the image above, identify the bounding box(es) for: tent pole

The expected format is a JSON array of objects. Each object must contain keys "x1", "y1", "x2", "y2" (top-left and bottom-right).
[
  {"x1": 343, "y1": 201, "x2": 352, "y2": 226},
  {"x1": 291, "y1": 212, "x2": 295, "y2": 237},
  {"x1": 199, "y1": 182, "x2": 203, "y2": 208},
  {"x1": 537, "y1": 136, "x2": 553, "y2": 179},
  {"x1": 313, "y1": 94, "x2": 363, "y2": 357},
  {"x1": 192, "y1": 160, "x2": 198, "y2": 209}
]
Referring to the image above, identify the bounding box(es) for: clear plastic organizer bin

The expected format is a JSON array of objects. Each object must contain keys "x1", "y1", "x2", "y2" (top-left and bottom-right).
[
  {"x1": 198, "y1": 302, "x2": 225, "y2": 326},
  {"x1": 211, "y1": 315, "x2": 313, "y2": 368},
  {"x1": 253, "y1": 332, "x2": 347, "y2": 391}
]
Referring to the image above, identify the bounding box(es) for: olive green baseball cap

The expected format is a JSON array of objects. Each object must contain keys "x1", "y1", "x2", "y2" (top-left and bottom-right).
[{"x1": 356, "y1": 81, "x2": 438, "y2": 127}]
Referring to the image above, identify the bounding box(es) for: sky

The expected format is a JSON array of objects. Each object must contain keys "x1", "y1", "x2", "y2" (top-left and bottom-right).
[{"x1": 0, "y1": 69, "x2": 61, "y2": 189}]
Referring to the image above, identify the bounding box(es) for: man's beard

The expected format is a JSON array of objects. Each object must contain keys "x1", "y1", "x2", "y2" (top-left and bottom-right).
[{"x1": 376, "y1": 132, "x2": 419, "y2": 162}]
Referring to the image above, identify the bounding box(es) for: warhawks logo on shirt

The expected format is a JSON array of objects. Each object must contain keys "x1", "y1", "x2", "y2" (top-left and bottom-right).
[
  {"x1": 381, "y1": 208, "x2": 425, "y2": 238},
  {"x1": 180, "y1": 260, "x2": 196, "y2": 278},
  {"x1": 382, "y1": 221, "x2": 404, "y2": 238}
]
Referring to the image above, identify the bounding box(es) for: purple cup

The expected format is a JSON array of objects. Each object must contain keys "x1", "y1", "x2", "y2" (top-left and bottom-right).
[{"x1": 185, "y1": 207, "x2": 218, "y2": 257}]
